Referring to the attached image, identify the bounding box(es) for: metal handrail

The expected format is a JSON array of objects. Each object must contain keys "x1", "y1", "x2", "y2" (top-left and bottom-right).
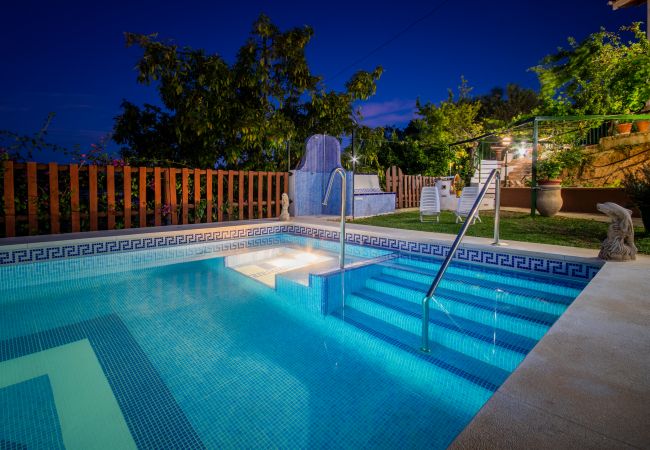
[
  {"x1": 322, "y1": 167, "x2": 347, "y2": 269},
  {"x1": 421, "y1": 168, "x2": 500, "y2": 352}
]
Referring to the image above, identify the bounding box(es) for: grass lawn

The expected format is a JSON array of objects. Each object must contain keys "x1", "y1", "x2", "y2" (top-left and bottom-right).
[{"x1": 351, "y1": 210, "x2": 650, "y2": 255}]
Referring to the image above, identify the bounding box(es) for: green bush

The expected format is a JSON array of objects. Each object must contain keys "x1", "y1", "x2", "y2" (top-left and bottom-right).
[
  {"x1": 623, "y1": 164, "x2": 650, "y2": 231},
  {"x1": 536, "y1": 158, "x2": 563, "y2": 180}
]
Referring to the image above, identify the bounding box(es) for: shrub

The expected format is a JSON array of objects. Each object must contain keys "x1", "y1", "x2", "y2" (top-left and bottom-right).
[{"x1": 623, "y1": 164, "x2": 650, "y2": 231}]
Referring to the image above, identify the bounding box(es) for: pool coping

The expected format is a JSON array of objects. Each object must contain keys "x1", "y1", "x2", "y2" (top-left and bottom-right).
[
  {"x1": 3, "y1": 218, "x2": 647, "y2": 447},
  {"x1": 0, "y1": 218, "x2": 601, "y2": 282}
]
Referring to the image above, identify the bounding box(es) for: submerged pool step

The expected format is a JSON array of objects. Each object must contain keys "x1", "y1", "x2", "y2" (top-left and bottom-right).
[
  {"x1": 346, "y1": 291, "x2": 529, "y2": 372},
  {"x1": 333, "y1": 307, "x2": 510, "y2": 392},
  {"x1": 393, "y1": 257, "x2": 585, "y2": 299},
  {"x1": 366, "y1": 276, "x2": 553, "y2": 340},
  {"x1": 380, "y1": 264, "x2": 570, "y2": 316}
]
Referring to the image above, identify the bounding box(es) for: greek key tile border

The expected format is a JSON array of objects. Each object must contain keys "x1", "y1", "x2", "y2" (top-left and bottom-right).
[{"x1": 0, "y1": 223, "x2": 602, "y2": 280}]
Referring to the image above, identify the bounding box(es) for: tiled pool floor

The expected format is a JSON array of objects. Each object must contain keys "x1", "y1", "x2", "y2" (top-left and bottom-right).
[{"x1": 1, "y1": 257, "x2": 478, "y2": 448}]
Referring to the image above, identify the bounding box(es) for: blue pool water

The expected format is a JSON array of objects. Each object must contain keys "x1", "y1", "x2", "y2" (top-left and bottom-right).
[{"x1": 0, "y1": 234, "x2": 590, "y2": 449}]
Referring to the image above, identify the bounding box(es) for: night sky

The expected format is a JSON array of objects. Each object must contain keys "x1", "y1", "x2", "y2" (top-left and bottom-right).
[{"x1": 1, "y1": 0, "x2": 645, "y2": 160}]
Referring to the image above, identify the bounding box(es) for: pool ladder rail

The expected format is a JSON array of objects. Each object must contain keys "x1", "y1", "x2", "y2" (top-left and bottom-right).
[
  {"x1": 322, "y1": 167, "x2": 347, "y2": 270},
  {"x1": 421, "y1": 168, "x2": 503, "y2": 352}
]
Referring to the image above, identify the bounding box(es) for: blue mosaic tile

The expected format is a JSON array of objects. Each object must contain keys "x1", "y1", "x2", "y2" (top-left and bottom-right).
[
  {"x1": 0, "y1": 376, "x2": 64, "y2": 450},
  {"x1": 0, "y1": 315, "x2": 205, "y2": 450},
  {"x1": 0, "y1": 222, "x2": 602, "y2": 283}
]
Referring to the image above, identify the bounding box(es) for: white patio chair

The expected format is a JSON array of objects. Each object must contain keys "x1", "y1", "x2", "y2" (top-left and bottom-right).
[
  {"x1": 419, "y1": 186, "x2": 440, "y2": 222},
  {"x1": 455, "y1": 186, "x2": 482, "y2": 224}
]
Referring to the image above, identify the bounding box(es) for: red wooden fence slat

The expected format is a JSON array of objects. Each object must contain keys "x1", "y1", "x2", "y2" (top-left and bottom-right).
[
  {"x1": 238, "y1": 171, "x2": 244, "y2": 220},
  {"x1": 123, "y1": 166, "x2": 131, "y2": 228},
  {"x1": 385, "y1": 167, "x2": 391, "y2": 193},
  {"x1": 415, "y1": 176, "x2": 418, "y2": 207},
  {"x1": 248, "y1": 171, "x2": 255, "y2": 220},
  {"x1": 275, "y1": 172, "x2": 281, "y2": 216},
  {"x1": 227, "y1": 170, "x2": 234, "y2": 219},
  {"x1": 3, "y1": 161, "x2": 15, "y2": 237},
  {"x1": 415, "y1": 175, "x2": 420, "y2": 207},
  {"x1": 217, "y1": 170, "x2": 223, "y2": 222},
  {"x1": 106, "y1": 165, "x2": 115, "y2": 229},
  {"x1": 49, "y1": 163, "x2": 60, "y2": 234},
  {"x1": 393, "y1": 167, "x2": 398, "y2": 208},
  {"x1": 168, "y1": 168, "x2": 178, "y2": 225},
  {"x1": 194, "y1": 169, "x2": 201, "y2": 224},
  {"x1": 154, "y1": 167, "x2": 161, "y2": 226},
  {"x1": 27, "y1": 162, "x2": 38, "y2": 235},
  {"x1": 180, "y1": 168, "x2": 189, "y2": 224},
  {"x1": 266, "y1": 172, "x2": 272, "y2": 218},
  {"x1": 411, "y1": 176, "x2": 415, "y2": 207},
  {"x1": 397, "y1": 168, "x2": 404, "y2": 208},
  {"x1": 404, "y1": 175, "x2": 408, "y2": 207},
  {"x1": 283, "y1": 172, "x2": 288, "y2": 198},
  {"x1": 411, "y1": 176, "x2": 416, "y2": 207},
  {"x1": 70, "y1": 164, "x2": 80, "y2": 232},
  {"x1": 139, "y1": 167, "x2": 147, "y2": 227},
  {"x1": 257, "y1": 172, "x2": 263, "y2": 218},
  {"x1": 88, "y1": 165, "x2": 98, "y2": 231},
  {"x1": 403, "y1": 170, "x2": 407, "y2": 208},
  {"x1": 206, "y1": 169, "x2": 213, "y2": 223}
]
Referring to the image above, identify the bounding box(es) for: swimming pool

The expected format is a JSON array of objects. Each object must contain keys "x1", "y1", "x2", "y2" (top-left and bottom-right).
[{"x1": 0, "y1": 224, "x2": 600, "y2": 448}]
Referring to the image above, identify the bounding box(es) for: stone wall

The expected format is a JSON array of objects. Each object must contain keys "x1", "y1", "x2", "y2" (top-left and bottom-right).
[{"x1": 576, "y1": 132, "x2": 650, "y2": 186}]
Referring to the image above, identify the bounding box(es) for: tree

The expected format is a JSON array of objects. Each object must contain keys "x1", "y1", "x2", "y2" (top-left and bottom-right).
[
  {"x1": 113, "y1": 14, "x2": 382, "y2": 169},
  {"x1": 402, "y1": 79, "x2": 483, "y2": 177},
  {"x1": 532, "y1": 22, "x2": 650, "y2": 115},
  {"x1": 476, "y1": 84, "x2": 540, "y2": 127}
]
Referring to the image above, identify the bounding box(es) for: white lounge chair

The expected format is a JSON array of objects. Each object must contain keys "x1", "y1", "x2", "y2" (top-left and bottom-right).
[
  {"x1": 455, "y1": 186, "x2": 482, "y2": 224},
  {"x1": 419, "y1": 186, "x2": 440, "y2": 222}
]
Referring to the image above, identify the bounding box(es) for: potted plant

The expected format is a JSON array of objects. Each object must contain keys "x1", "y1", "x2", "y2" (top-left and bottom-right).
[
  {"x1": 535, "y1": 157, "x2": 563, "y2": 217},
  {"x1": 623, "y1": 164, "x2": 650, "y2": 232},
  {"x1": 616, "y1": 121, "x2": 633, "y2": 135},
  {"x1": 635, "y1": 119, "x2": 650, "y2": 133}
]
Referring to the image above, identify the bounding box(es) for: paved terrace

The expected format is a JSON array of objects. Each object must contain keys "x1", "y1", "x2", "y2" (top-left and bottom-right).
[{"x1": 297, "y1": 217, "x2": 650, "y2": 449}]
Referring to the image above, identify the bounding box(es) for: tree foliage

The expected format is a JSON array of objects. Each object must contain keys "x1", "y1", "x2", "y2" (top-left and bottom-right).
[
  {"x1": 532, "y1": 22, "x2": 650, "y2": 115},
  {"x1": 113, "y1": 14, "x2": 382, "y2": 169},
  {"x1": 350, "y1": 79, "x2": 484, "y2": 180},
  {"x1": 476, "y1": 84, "x2": 540, "y2": 127}
]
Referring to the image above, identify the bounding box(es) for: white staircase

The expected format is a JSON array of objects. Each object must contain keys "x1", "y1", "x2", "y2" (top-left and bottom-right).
[{"x1": 471, "y1": 160, "x2": 499, "y2": 209}]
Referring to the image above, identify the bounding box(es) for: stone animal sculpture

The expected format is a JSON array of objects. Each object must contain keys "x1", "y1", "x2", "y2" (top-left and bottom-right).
[
  {"x1": 597, "y1": 202, "x2": 637, "y2": 261},
  {"x1": 279, "y1": 193, "x2": 290, "y2": 221}
]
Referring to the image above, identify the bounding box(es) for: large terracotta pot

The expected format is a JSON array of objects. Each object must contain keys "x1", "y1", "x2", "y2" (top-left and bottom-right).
[
  {"x1": 616, "y1": 123, "x2": 633, "y2": 135},
  {"x1": 536, "y1": 180, "x2": 563, "y2": 217},
  {"x1": 636, "y1": 120, "x2": 650, "y2": 133}
]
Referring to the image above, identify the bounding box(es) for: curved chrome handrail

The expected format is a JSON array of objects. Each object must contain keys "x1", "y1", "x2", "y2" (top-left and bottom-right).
[
  {"x1": 322, "y1": 167, "x2": 347, "y2": 269},
  {"x1": 421, "y1": 169, "x2": 500, "y2": 352}
]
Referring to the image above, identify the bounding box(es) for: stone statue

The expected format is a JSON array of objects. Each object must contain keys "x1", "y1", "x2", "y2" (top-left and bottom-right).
[
  {"x1": 279, "y1": 193, "x2": 290, "y2": 221},
  {"x1": 597, "y1": 202, "x2": 637, "y2": 261}
]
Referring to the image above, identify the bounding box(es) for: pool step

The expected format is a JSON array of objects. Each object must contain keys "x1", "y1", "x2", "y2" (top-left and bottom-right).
[
  {"x1": 380, "y1": 263, "x2": 571, "y2": 316},
  {"x1": 365, "y1": 275, "x2": 553, "y2": 340},
  {"x1": 346, "y1": 290, "x2": 531, "y2": 372},
  {"x1": 332, "y1": 307, "x2": 510, "y2": 392},
  {"x1": 392, "y1": 256, "x2": 585, "y2": 299}
]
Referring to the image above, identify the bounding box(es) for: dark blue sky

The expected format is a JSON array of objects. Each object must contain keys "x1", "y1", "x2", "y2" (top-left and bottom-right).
[{"x1": 0, "y1": 0, "x2": 645, "y2": 159}]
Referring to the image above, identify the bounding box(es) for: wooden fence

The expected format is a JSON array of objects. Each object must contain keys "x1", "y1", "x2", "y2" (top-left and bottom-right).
[
  {"x1": 1, "y1": 161, "x2": 289, "y2": 238},
  {"x1": 385, "y1": 166, "x2": 437, "y2": 209}
]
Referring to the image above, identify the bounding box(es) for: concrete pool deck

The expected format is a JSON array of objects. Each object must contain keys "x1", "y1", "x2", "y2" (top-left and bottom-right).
[{"x1": 297, "y1": 217, "x2": 650, "y2": 449}]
